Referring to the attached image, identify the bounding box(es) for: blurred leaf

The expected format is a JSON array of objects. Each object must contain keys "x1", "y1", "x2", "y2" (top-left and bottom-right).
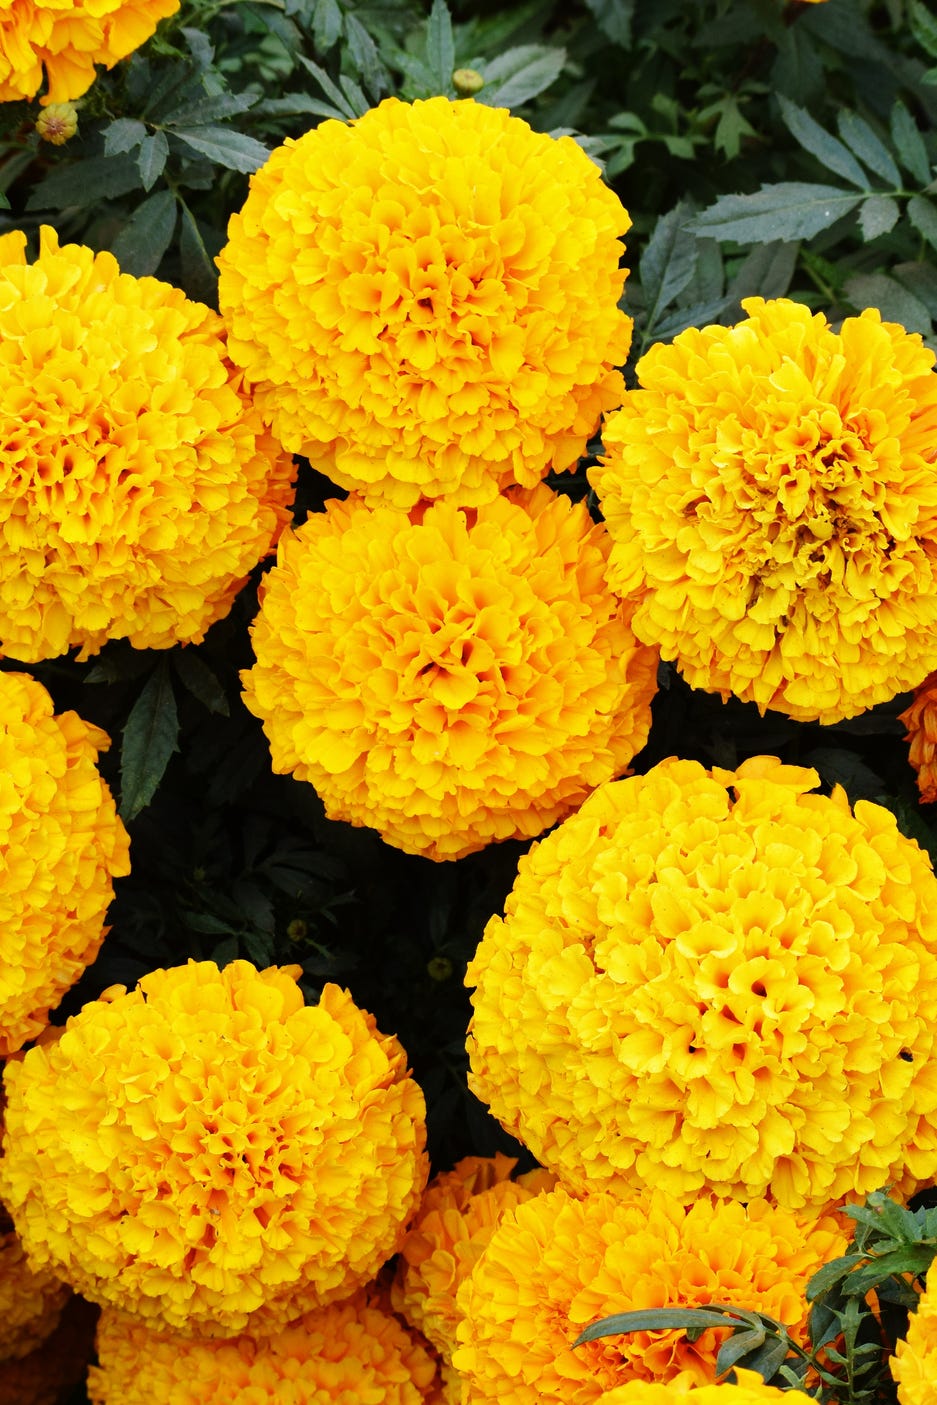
[
  {"x1": 804, "y1": 747, "x2": 885, "y2": 801},
  {"x1": 909, "y1": 0, "x2": 937, "y2": 60},
  {"x1": 27, "y1": 153, "x2": 142, "y2": 210},
  {"x1": 312, "y1": 0, "x2": 343, "y2": 52},
  {"x1": 425, "y1": 0, "x2": 455, "y2": 93},
  {"x1": 104, "y1": 117, "x2": 147, "y2": 156},
  {"x1": 778, "y1": 97, "x2": 870, "y2": 189},
  {"x1": 857, "y1": 193, "x2": 900, "y2": 240},
  {"x1": 297, "y1": 54, "x2": 360, "y2": 118},
  {"x1": 170, "y1": 125, "x2": 269, "y2": 172},
  {"x1": 908, "y1": 194, "x2": 937, "y2": 252},
  {"x1": 172, "y1": 651, "x2": 230, "y2": 716},
  {"x1": 727, "y1": 240, "x2": 799, "y2": 301},
  {"x1": 836, "y1": 110, "x2": 901, "y2": 186},
  {"x1": 477, "y1": 44, "x2": 566, "y2": 110},
  {"x1": 120, "y1": 662, "x2": 180, "y2": 822},
  {"x1": 843, "y1": 271, "x2": 932, "y2": 334},
  {"x1": 111, "y1": 188, "x2": 177, "y2": 274},
  {"x1": 583, "y1": 0, "x2": 634, "y2": 47},
  {"x1": 690, "y1": 184, "x2": 863, "y2": 243},
  {"x1": 891, "y1": 102, "x2": 931, "y2": 185},
  {"x1": 137, "y1": 130, "x2": 169, "y2": 191},
  {"x1": 178, "y1": 202, "x2": 218, "y2": 305}
]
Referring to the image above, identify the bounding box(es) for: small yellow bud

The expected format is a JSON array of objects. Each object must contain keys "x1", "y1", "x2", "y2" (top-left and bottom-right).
[
  {"x1": 36, "y1": 102, "x2": 79, "y2": 146},
  {"x1": 427, "y1": 955, "x2": 453, "y2": 982},
  {"x1": 287, "y1": 918, "x2": 308, "y2": 942},
  {"x1": 452, "y1": 68, "x2": 484, "y2": 97}
]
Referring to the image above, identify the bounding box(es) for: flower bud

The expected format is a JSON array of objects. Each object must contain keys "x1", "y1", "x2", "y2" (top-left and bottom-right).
[{"x1": 35, "y1": 102, "x2": 78, "y2": 145}]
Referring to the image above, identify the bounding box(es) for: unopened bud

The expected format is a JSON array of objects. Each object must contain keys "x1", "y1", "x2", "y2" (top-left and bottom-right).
[
  {"x1": 427, "y1": 955, "x2": 453, "y2": 982},
  {"x1": 452, "y1": 68, "x2": 484, "y2": 97},
  {"x1": 36, "y1": 102, "x2": 78, "y2": 146}
]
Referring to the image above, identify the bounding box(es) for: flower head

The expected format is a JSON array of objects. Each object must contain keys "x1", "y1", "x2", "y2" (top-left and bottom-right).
[
  {"x1": 242, "y1": 485, "x2": 657, "y2": 860},
  {"x1": 0, "y1": 1206, "x2": 69, "y2": 1363},
  {"x1": 596, "y1": 1373, "x2": 815, "y2": 1404},
  {"x1": 0, "y1": 961, "x2": 428, "y2": 1337},
  {"x1": 451, "y1": 1185, "x2": 846, "y2": 1405},
  {"x1": 0, "y1": 1295, "x2": 97, "y2": 1405},
  {"x1": 87, "y1": 1293, "x2": 441, "y2": 1404},
  {"x1": 589, "y1": 298, "x2": 937, "y2": 723},
  {"x1": 891, "y1": 1255, "x2": 937, "y2": 1405},
  {"x1": 0, "y1": 226, "x2": 295, "y2": 662},
  {"x1": 900, "y1": 674, "x2": 937, "y2": 804},
  {"x1": 217, "y1": 96, "x2": 632, "y2": 508},
  {"x1": 0, "y1": 670, "x2": 129, "y2": 1057},
  {"x1": 467, "y1": 756, "x2": 937, "y2": 1209},
  {"x1": 0, "y1": 0, "x2": 179, "y2": 104}
]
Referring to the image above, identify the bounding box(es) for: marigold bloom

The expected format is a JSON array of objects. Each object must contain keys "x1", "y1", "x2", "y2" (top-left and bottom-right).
[
  {"x1": 596, "y1": 1372, "x2": 815, "y2": 1404},
  {"x1": 892, "y1": 1257, "x2": 937, "y2": 1405},
  {"x1": 467, "y1": 755, "x2": 937, "y2": 1209},
  {"x1": 0, "y1": 671, "x2": 129, "y2": 1057},
  {"x1": 0, "y1": 1295, "x2": 97, "y2": 1405},
  {"x1": 900, "y1": 674, "x2": 937, "y2": 804},
  {"x1": 242, "y1": 486, "x2": 657, "y2": 860},
  {"x1": 392, "y1": 1154, "x2": 556, "y2": 1366},
  {"x1": 451, "y1": 1185, "x2": 847, "y2": 1404},
  {"x1": 86, "y1": 1293, "x2": 441, "y2": 1404},
  {"x1": 217, "y1": 95, "x2": 632, "y2": 508},
  {"x1": 0, "y1": 1208, "x2": 69, "y2": 1362},
  {"x1": 0, "y1": 0, "x2": 178, "y2": 104},
  {"x1": 0, "y1": 226, "x2": 295, "y2": 663},
  {"x1": 589, "y1": 298, "x2": 937, "y2": 724},
  {"x1": 0, "y1": 961, "x2": 428, "y2": 1337}
]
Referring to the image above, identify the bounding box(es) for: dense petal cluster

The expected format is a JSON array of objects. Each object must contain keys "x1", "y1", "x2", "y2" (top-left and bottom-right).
[
  {"x1": 392, "y1": 1153, "x2": 555, "y2": 1364},
  {"x1": 891, "y1": 1258, "x2": 937, "y2": 1405},
  {"x1": 589, "y1": 298, "x2": 937, "y2": 723},
  {"x1": 0, "y1": 961, "x2": 428, "y2": 1337},
  {"x1": 242, "y1": 486, "x2": 658, "y2": 860},
  {"x1": 900, "y1": 674, "x2": 937, "y2": 804},
  {"x1": 0, "y1": 1209, "x2": 69, "y2": 1362},
  {"x1": 0, "y1": 671, "x2": 129, "y2": 1057},
  {"x1": 217, "y1": 95, "x2": 632, "y2": 508},
  {"x1": 452, "y1": 1185, "x2": 847, "y2": 1404},
  {"x1": 0, "y1": 226, "x2": 295, "y2": 662},
  {"x1": 596, "y1": 1372, "x2": 815, "y2": 1404},
  {"x1": 467, "y1": 755, "x2": 937, "y2": 1209},
  {"x1": 87, "y1": 1293, "x2": 441, "y2": 1404},
  {"x1": 0, "y1": 1296, "x2": 97, "y2": 1405},
  {"x1": 0, "y1": 0, "x2": 178, "y2": 104}
]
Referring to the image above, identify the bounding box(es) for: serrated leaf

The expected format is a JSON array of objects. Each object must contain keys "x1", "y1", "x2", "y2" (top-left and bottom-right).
[
  {"x1": 639, "y1": 202, "x2": 698, "y2": 336},
  {"x1": 344, "y1": 13, "x2": 388, "y2": 102},
  {"x1": 858, "y1": 193, "x2": 901, "y2": 240},
  {"x1": 251, "y1": 93, "x2": 347, "y2": 119},
  {"x1": 778, "y1": 97, "x2": 870, "y2": 189},
  {"x1": 891, "y1": 102, "x2": 931, "y2": 185},
  {"x1": 120, "y1": 663, "x2": 179, "y2": 822},
  {"x1": 104, "y1": 117, "x2": 147, "y2": 156},
  {"x1": 137, "y1": 130, "x2": 169, "y2": 192},
  {"x1": 172, "y1": 650, "x2": 230, "y2": 716},
  {"x1": 312, "y1": 0, "x2": 343, "y2": 51},
  {"x1": 425, "y1": 0, "x2": 455, "y2": 93},
  {"x1": 893, "y1": 261, "x2": 937, "y2": 318},
  {"x1": 170, "y1": 125, "x2": 269, "y2": 173},
  {"x1": 908, "y1": 194, "x2": 937, "y2": 253},
  {"x1": 574, "y1": 1308, "x2": 743, "y2": 1347},
  {"x1": 806, "y1": 1253, "x2": 866, "y2": 1300},
  {"x1": 836, "y1": 110, "x2": 901, "y2": 186},
  {"x1": 478, "y1": 44, "x2": 566, "y2": 111},
  {"x1": 690, "y1": 183, "x2": 863, "y2": 243},
  {"x1": 178, "y1": 203, "x2": 218, "y2": 305},
  {"x1": 736, "y1": 1334, "x2": 796, "y2": 1384},
  {"x1": 296, "y1": 54, "x2": 359, "y2": 119},
  {"x1": 163, "y1": 91, "x2": 257, "y2": 127},
  {"x1": 727, "y1": 239, "x2": 799, "y2": 301},
  {"x1": 844, "y1": 271, "x2": 933, "y2": 335},
  {"x1": 652, "y1": 295, "x2": 734, "y2": 344},
  {"x1": 910, "y1": 0, "x2": 937, "y2": 59},
  {"x1": 338, "y1": 71, "x2": 369, "y2": 117},
  {"x1": 843, "y1": 1245, "x2": 936, "y2": 1296},
  {"x1": 111, "y1": 189, "x2": 177, "y2": 275},
  {"x1": 26, "y1": 153, "x2": 142, "y2": 210},
  {"x1": 182, "y1": 26, "x2": 214, "y2": 69},
  {"x1": 583, "y1": 0, "x2": 634, "y2": 46}
]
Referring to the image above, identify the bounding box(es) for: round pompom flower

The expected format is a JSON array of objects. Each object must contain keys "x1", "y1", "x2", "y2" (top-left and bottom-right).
[
  {"x1": 451, "y1": 1184, "x2": 847, "y2": 1404},
  {"x1": 891, "y1": 1256, "x2": 937, "y2": 1405},
  {"x1": 0, "y1": 0, "x2": 179, "y2": 104},
  {"x1": 86, "y1": 1293, "x2": 441, "y2": 1404},
  {"x1": 0, "y1": 1296, "x2": 98, "y2": 1405},
  {"x1": 241, "y1": 485, "x2": 658, "y2": 860},
  {"x1": 466, "y1": 755, "x2": 937, "y2": 1209},
  {"x1": 589, "y1": 297, "x2": 937, "y2": 723},
  {"x1": 0, "y1": 961, "x2": 429, "y2": 1337},
  {"x1": 0, "y1": 226, "x2": 295, "y2": 663},
  {"x1": 0, "y1": 670, "x2": 130, "y2": 1057},
  {"x1": 596, "y1": 1372, "x2": 815, "y2": 1404},
  {"x1": 0, "y1": 1207, "x2": 69, "y2": 1362},
  {"x1": 391, "y1": 1154, "x2": 556, "y2": 1366},
  {"x1": 217, "y1": 95, "x2": 632, "y2": 509},
  {"x1": 900, "y1": 674, "x2": 937, "y2": 804}
]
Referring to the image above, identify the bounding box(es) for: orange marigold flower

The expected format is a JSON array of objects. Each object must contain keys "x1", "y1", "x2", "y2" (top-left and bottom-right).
[
  {"x1": 0, "y1": 1295, "x2": 98, "y2": 1405},
  {"x1": 391, "y1": 1154, "x2": 556, "y2": 1365},
  {"x1": 892, "y1": 1257, "x2": 937, "y2": 1405},
  {"x1": 451, "y1": 1185, "x2": 847, "y2": 1404},
  {"x1": 0, "y1": 961, "x2": 428, "y2": 1337},
  {"x1": 467, "y1": 755, "x2": 937, "y2": 1209},
  {"x1": 86, "y1": 1293, "x2": 441, "y2": 1404},
  {"x1": 589, "y1": 297, "x2": 937, "y2": 724},
  {"x1": 0, "y1": 0, "x2": 178, "y2": 104},
  {"x1": 595, "y1": 1372, "x2": 815, "y2": 1404},
  {"x1": 217, "y1": 96, "x2": 632, "y2": 509},
  {"x1": 0, "y1": 226, "x2": 295, "y2": 663},
  {"x1": 241, "y1": 486, "x2": 658, "y2": 861},
  {"x1": 900, "y1": 673, "x2": 937, "y2": 804},
  {"x1": 0, "y1": 671, "x2": 129, "y2": 1058},
  {"x1": 0, "y1": 1206, "x2": 69, "y2": 1363}
]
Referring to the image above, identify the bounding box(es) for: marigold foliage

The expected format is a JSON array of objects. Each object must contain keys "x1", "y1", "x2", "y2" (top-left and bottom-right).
[
  {"x1": 0, "y1": 226, "x2": 295, "y2": 662},
  {"x1": 0, "y1": 670, "x2": 130, "y2": 1058},
  {"x1": 0, "y1": 0, "x2": 178, "y2": 104},
  {"x1": 0, "y1": 961, "x2": 429, "y2": 1337},
  {"x1": 900, "y1": 673, "x2": 937, "y2": 805},
  {"x1": 589, "y1": 298, "x2": 937, "y2": 724},
  {"x1": 217, "y1": 95, "x2": 632, "y2": 509},
  {"x1": 451, "y1": 1185, "x2": 847, "y2": 1404},
  {"x1": 87, "y1": 1293, "x2": 441, "y2": 1404},
  {"x1": 242, "y1": 486, "x2": 657, "y2": 860},
  {"x1": 391, "y1": 1154, "x2": 556, "y2": 1365},
  {"x1": 466, "y1": 755, "x2": 937, "y2": 1209},
  {"x1": 0, "y1": 1211, "x2": 69, "y2": 1363},
  {"x1": 891, "y1": 1257, "x2": 937, "y2": 1405},
  {"x1": 596, "y1": 1371, "x2": 815, "y2": 1404}
]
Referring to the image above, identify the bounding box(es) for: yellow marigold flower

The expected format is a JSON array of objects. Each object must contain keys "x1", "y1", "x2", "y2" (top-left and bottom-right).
[
  {"x1": 596, "y1": 1371, "x2": 815, "y2": 1403},
  {"x1": 0, "y1": 1295, "x2": 97, "y2": 1405},
  {"x1": 0, "y1": 226, "x2": 295, "y2": 663},
  {"x1": 900, "y1": 673, "x2": 937, "y2": 804},
  {"x1": 451, "y1": 1185, "x2": 847, "y2": 1404},
  {"x1": 391, "y1": 1154, "x2": 556, "y2": 1365},
  {"x1": 467, "y1": 755, "x2": 937, "y2": 1209},
  {"x1": 589, "y1": 297, "x2": 937, "y2": 724},
  {"x1": 0, "y1": 961, "x2": 429, "y2": 1337},
  {"x1": 892, "y1": 1257, "x2": 937, "y2": 1405},
  {"x1": 217, "y1": 96, "x2": 632, "y2": 508},
  {"x1": 86, "y1": 1293, "x2": 441, "y2": 1404},
  {"x1": 0, "y1": 0, "x2": 178, "y2": 104},
  {"x1": 0, "y1": 671, "x2": 129, "y2": 1057},
  {"x1": 0, "y1": 1206, "x2": 69, "y2": 1362},
  {"x1": 241, "y1": 485, "x2": 658, "y2": 860}
]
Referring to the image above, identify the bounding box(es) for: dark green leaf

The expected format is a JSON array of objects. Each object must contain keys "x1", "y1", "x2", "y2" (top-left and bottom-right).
[
  {"x1": 478, "y1": 44, "x2": 566, "y2": 110},
  {"x1": 137, "y1": 130, "x2": 169, "y2": 192},
  {"x1": 727, "y1": 239, "x2": 799, "y2": 301},
  {"x1": 120, "y1": 663, "x2": 180, "y2": 822},
  {"x1": 338, "y1": 72, "x2": 369, "y2": 117},
  {"x1": 111, "y1": 189, "x2": 177, "y2": 275},
  {"x1": 104, "y1": 117, "x2": 147, "y2": 156},
  {"x1": 312, "y1": 0, "x2": 343, "y2": 52},
  {"x1": 805, "y1": 748, "x2": 886, "y2": 801},
  {"x1": 910, "y1": 0, "x2": 937, "y2": 59},
  {"x1": 172, "y1": 651, "x2": 230, "y2": 717},
  {"x1": 170, "y1": 125, "x2": 269, "y2": 173},
  {"x1": 163, "y1": 92, "x2": 257, "y2": 127},
  {"x1": 26, "y1": 153, "x2": 142, "y2": 210},
  {"x1": 714, "y1": 1327, "x2": 767, "y2": 1376},
  {"x1": 806, "y1": 1254, "x2": 866, "y2": 1300},
  {"x1": 843, "y1": 272, "x2": 932, "y2": 335},
  {"x1": 836, "y1": 110, "x2": 901, "y2": 186},
  {"x1": 858, "y1": 193, "x2": 901, "y2": 241},
  {"x1": 652, "y1": 295, "x2": 734, "y2": 343},
  {"x1": 574, "y1": 1308, "x2": 745, "y2": 1347},
  {"x1": 893, "y1": 261, "x2": 937, "y2": 319},
  {"x1": 251, "y1": 93, "x2": 348, "y2": 119},
  {"x1": 210, "y1": 936, "x2": 240, "y2": 965},
  {"x1": 583, "y1": 0, "x2": 634, "y2": 47},
  {"x1": 844, "y1": 1246, "x2": 936, "y2": 1296},
  {"x1": 891, "y1": 102, "x2": 931, "y2": 185},
  {"x1": 736, "y1": 1334, "x2": 795, "y2": 1384},
  {"x1": 690, "y1": 184, "x2": 863, "y2": 243},
  {"x1": 425, "y1": 0, "x2": 455, "y2": 93},
  {"x1": 908, "y1": 195, "x2": 937, "y2": 253},
  {"x1": 344, "y1": 13, "x2": 388, "y2": 102},
  {"x1": 297, "y1": 54, "x2": 359, "y2": 119},
  {"x1": 778, "y1": 97, "x2": 869, "y2": 189},
  {"x1": 181, "y1": 27, "x2": 214, "y2": 69},
  {"x1": 178, "y1": 203, "x2": 218, "y2": 305},
  {"x1": 639, "y1": 202, "x2": 698, "y2": 337}
]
